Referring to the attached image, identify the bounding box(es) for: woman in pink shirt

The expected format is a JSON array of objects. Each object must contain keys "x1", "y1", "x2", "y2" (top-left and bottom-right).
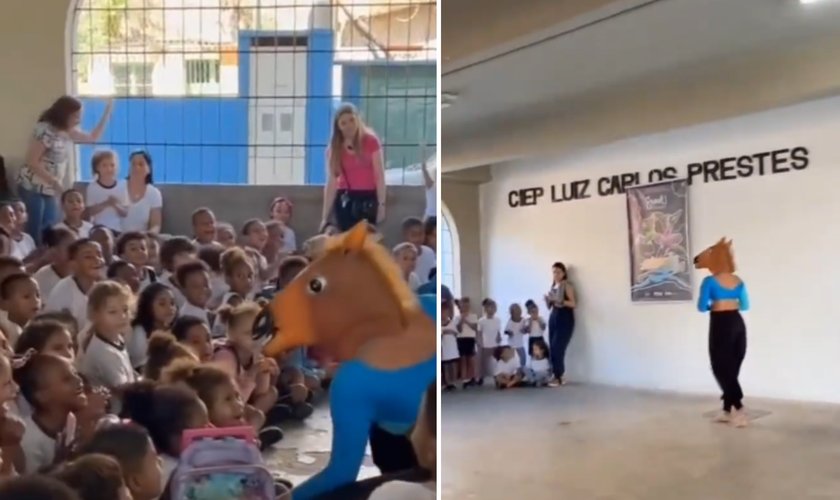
[{"x1": 321, "y1": 104, "x2": 386, "y2": 231}]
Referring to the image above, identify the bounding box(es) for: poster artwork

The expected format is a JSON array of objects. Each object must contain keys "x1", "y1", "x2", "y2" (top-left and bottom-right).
[{"x1": 626, "y1": 180, "x2": 692, "y2": 302}]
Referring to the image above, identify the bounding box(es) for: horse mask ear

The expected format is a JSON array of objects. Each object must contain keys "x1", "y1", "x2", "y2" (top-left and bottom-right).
[{"x1": 344, "y1": 221, "x2": 369, "y2": 252}]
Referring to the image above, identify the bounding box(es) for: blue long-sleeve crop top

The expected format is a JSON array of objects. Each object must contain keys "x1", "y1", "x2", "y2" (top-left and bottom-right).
[
  {"x1": 696, "y1": 275, "x2": 750, "y2": 312},
  {"x1": 291, "y1": 294, "x2": 438, "y2": 500}
]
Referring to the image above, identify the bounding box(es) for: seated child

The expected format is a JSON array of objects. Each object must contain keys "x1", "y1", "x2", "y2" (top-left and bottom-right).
[
  {"x1": 524, "y1": 338, "x2": 552, "y2": 387},
  {"x1": 115, "y1": 231, "x2": 157, "y2": 289},
  {"x1": 197, "y1": 243, "x2": 227, "y2": 310},
  {"x1": 269, "y1": 196, "x2": 297, "y2": 252},
  {"x1": 215, "y1": 222, "x2": 236, "y2": 248},
  {"x1": 175, "y1": 261, "x2": 212, "y2": 323},
  {"x1": 241, "y1": 219, "x2": 275, "y2": 294},
  {"x1": 34, "y1": 227, "x2": 76, "y2": 300},
  {"x1": 128, "y1": 283, "x2": 178, "y2": 370},
  {"x1": 493, "y1": 346, "x2": 523, "y2": 390},
  {"x1": 0, "y1": 475, "x2": 83, "y2": 500},
  {"x1": 119, "y1": 381, "x2": 211, "y2": 496},
  {"x1": 44, "y1": 239, "x2": 104, "y2": 330},
  {"x1": 170, "y1": 316, "x2": 213, "y2": 363},
  {"x1": 263, "y1": 221, "x2": 287, "y2": 266},
  {"x1": 14, "y1": 352, "x2": 87, "y2": 472},
  {"x1": 0, "y1": 257, "x2": 24, "y2": 288},
  {"x1": 0, "y1": 349, "x2": 25, "y2": 475},
  {"x1": 191, "y1": 207, "x2": 217, "y2": 246},
  {"x1": 55, "y1": 189, "x2": 94, "y2": 238},
  {"x1": 9, "y1": 201, "x2": 37, "y2": 263},
  {"x1": 145, "y1": 233, "x2": 162, "y2": 275},
  {"x1": 219, "y1": 247, "x2": 255, "y2": 309},
  {"x1": 401, "y1": 217, "x2": 435, "y2": 286},
  {"x1": 0, "y1": 228, "x2": 12, "y2": 258},
  {"x1": 51, "y1": 453, "x2": 131, "y2": 500},
  {"x1": 107, "y1": 261, "x2": 140, "y2": 294},
  {"x1": 89, "y1": 226, "x2": 114, "y2": 265},
  {"x1": 0, "y1": 273, "x2": 41, "y2": 347},
  {"x1": 15, "y1": 320, "x2": 76, "y2": 361},
  {"x1": 159, "y1": 237, "x2": 198, "y2": 308},
  {"x1": 77, "y1": 423, "x2": 165, "y2": 500},
  {"x1": 143, "y1": 331, "x2": 199, "y2": 381},
  {"x1": 392, "y1": 242, "x2": 420, "y2": 291},
  {"x1": 76, "y1": 281, "x2": 136, "y2": 389},
  {"x1": 31, "y1": 311, "x2": 80, "y2": 353},
  {"x1": 301, "y1": 234, "x2": 328, "y2": 261}
]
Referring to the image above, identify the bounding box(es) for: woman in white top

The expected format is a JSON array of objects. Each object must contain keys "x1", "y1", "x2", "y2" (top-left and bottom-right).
[
  {"x1": 122, "y1": 151, "x2": 163, "y2": 233},
  {"x1": 16, "y1": 96, "x2": 113, "y2": 244}
]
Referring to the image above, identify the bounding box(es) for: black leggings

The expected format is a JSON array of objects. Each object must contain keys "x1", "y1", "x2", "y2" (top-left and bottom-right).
[
  {"x1": 709, "y1": 310, "x2": 747, "y2": 412},
  {"x1": 334, "y1": 190, "x2": 378, "y2": 231},
  {"x1": 369, "y1": 424, "x2": 418, "y2": 474},
  {"x1": 548, "y1": 307, "x2": 575, "y2": 378}
]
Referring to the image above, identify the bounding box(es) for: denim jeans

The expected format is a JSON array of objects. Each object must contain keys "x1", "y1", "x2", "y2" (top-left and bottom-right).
[{"x1": 17, "y1": 186, "x2": 60, "y2": 245}]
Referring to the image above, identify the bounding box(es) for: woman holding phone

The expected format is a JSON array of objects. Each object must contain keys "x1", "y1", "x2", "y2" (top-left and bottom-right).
[{"x1": 544, "y1": 262, "x2": 577, "y2": 386}]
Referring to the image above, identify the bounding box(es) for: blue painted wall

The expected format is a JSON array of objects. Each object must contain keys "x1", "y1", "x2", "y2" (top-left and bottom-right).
[{"x1": 79, "y1": 98, "x2": 248, "y2": 184}]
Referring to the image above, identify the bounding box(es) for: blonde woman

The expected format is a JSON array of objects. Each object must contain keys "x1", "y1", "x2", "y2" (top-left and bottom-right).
[{"x1": 320, "y1": 104, "x2": 386, "y2": 231}]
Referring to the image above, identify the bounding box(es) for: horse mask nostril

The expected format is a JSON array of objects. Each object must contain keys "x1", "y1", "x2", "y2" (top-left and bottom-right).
[{"x1": 252, "y1": 307, "x2": 274, "y2": 342}]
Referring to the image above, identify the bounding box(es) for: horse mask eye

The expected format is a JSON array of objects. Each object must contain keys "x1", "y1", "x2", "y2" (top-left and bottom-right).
[{"x1": 252, "y1": 306, "x2": 273, "y2": 343}]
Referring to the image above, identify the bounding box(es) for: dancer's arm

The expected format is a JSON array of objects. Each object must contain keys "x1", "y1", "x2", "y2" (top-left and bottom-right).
[
  {"x1": 292, "y1": 387, "x2": 373, "y2": 500},
  {"x1": 738, "y1": 283, "x2": 750, "y2": 312},
  {"x1": 696, "y1": 276, "x2": 712, "y2": 312}
]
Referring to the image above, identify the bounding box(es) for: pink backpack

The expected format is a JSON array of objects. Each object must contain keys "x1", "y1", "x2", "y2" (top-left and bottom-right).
[{"x1": 170, "y1": 427, "x2": 276, "y2": 500}]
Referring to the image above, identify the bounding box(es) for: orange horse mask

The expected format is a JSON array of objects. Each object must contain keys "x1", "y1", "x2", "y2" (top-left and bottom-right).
[
  {"x1": 693, "y1": 237, "x2": 735, "y2": 274},
  {"x1": 253, "y1": 221, "x2": 421, "y2": 361}
]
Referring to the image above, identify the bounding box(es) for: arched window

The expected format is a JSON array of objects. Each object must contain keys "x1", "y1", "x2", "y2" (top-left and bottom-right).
[
  {"x1": 440, "y1": 203, "x2": 460, "y2": 296},
  {"x1": 67, "y1": 0, "x2": 437, "y2": 185}
]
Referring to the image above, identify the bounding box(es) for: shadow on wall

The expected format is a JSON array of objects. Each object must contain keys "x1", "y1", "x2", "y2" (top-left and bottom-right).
[{"x1": 74, "y1": 183, "x2": 426, "y2": 247}]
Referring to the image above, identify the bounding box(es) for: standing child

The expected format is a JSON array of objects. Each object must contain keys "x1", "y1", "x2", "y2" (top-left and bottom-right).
[
  {"x1": 115, "y1": 231, "x2": 156, "y2": 289},
  {"x1": 524, "y1": 339, "x2": 553, "y2": 387},
  {"x1": 55, "y1": 190, "x2": 93, "y2": 238},
  {"x1": 0, "y1": 273, "x2": 42, "y2": 347},
  {"x1": 9, "y1": 202, "x2": 36, "y2": 262},
  {"x1": 454, "y1": 297, "x2": 478, "y2": 387},
  {"x1": 477, "y1": 299, "x2": 502, "y2": 384},
  {"x1": 14, "y1": 353, "x2": 87, "y2": 472},
  {"x1": 524, "y1": 299, "x2": 548, "y2": 355},
  {"x1": 159, "y1": 237, "x2": 198, "y2": 308},
  {"x1": 401, "y1": 217, "x2": 435, "y2": 286},
  {"x1": 33, "y1": 227, "x2": 76, "y2": 301},
  {"x1": 505, "y1": 303, "x2": 527, "y2": 367},
  {"x1": 423, "y1": 216, "x2": 436, "y2": 252},
  {"x1": 440, "y1": 301, "x2": 460, "y2": 391},
  {"x1": 392, "y1": 243, "x2": 420, "y2": 291},
  {"x1": 190, "y1": 208, "x2": 216, "y2": 246},
  {"x1": 76, "y1": 281, "x2": 136, "y2": 389},
  {"x1": 128, "y1": 283, "x2": 178, "y2": 370},
  {"x1": 269, "y1": 197, "x2": 297, "y2": 252},
  {"x1": 84, "y1": 150, "x2": 127, "y2": 234},
  {"x1": 44, "y1": 239, "x2": 105, "y2": 330},
  {"x1": 175, "y1": 261, "x2": 212, "y2": 324}
]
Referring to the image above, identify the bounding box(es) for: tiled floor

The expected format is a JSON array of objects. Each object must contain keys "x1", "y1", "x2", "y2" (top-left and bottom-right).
[
  {"x1": 264, "y1": 405, "x2": 379, "y2": 485},
  {"x1": 442, "y1": 384, "x2": 840, "y2": 500}
]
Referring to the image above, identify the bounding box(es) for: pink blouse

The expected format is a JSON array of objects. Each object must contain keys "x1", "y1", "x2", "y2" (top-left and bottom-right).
[{"x1": 336, "y1": 133, "x2": 381, "y2": 191}]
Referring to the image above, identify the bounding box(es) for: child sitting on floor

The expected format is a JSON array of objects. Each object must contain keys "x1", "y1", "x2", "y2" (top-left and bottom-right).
[{"x1": 493, "y1": 346, "x2": 523, "y2": 390}]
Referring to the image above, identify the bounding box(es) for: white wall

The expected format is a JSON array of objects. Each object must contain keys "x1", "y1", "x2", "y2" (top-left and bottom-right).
[{"x1": 480, "y1": 95, "x2": 840, "y2": 404}]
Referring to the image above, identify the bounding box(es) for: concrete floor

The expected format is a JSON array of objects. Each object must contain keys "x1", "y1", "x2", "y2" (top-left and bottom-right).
[
  {"x1": 442, "y1": 384, "x2": 840, "y2": 500},
  {"x1": 263, "y1": 405, "x2": 379, "y2": 485}
]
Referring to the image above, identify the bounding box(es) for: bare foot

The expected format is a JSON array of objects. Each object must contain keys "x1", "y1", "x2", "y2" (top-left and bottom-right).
[
  {"x1": 730, "y1": 410, "x2": 749, "y2": 428},
  {"x1": 712, "y1": 411, "x2": 731, "y2": 423}
]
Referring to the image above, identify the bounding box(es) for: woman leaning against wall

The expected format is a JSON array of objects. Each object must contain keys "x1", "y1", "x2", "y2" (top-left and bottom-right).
[{"x1": 320, "y1": 103, "x2": 386, "y2": 232}]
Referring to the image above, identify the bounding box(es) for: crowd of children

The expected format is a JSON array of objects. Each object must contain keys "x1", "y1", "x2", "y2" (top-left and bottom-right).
[
  {"x1": 441, "y1": 294, "x2": 560, "y2": 391},
  {"x1": 0, "y1": 150, "x2": 440, "y2": 500}
]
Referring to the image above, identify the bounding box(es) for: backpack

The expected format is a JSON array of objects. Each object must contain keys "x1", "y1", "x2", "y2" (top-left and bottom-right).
[{"x1": 170, "y1": 427, "x2": 275, "y2": 500}]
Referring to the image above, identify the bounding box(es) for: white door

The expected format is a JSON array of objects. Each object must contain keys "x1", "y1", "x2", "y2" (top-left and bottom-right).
[{"x1": 247, "y1": 47, "x2": 308, "y2": 185}]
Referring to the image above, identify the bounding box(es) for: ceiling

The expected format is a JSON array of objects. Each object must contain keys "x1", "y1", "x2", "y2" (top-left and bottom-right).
[{"x1": 441, "y1": 0, "x2": 840, "y2": 171}]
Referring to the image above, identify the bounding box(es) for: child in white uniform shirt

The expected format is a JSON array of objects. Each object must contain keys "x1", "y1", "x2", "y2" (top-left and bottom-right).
[
  {"x1": 128, "y1": 283, "x2": 178, "y2": 370},
  {"x1": 76, "y1": 281, "x2": 136, "y2": 390},
  {"x1": 401, "y1": 217, "x2": 436, "y2": 286},
  {"x1": 55, "y1": 189, "x2": 94, "y2": 238},
  {"x1": 440, "y1": 302, "x2": 460, "y2": 390},
  {"x1": 9, "y1": 202, "x2": 37, "y2": 262},
  {"x1": 84, "y1": 150, "x2": 129, "y2": 234},
  {"x1": 477, "y1": 299, "x2": 502, "y2": 383},
  {"x1": 493, "y1": 346, "x2": 523, "y2": 390},
  {"x1": 176, "y1": 261, "x2": 212, "y2": 325},
  {"x1": 158, "y1": 236, "x2": 197, "y2": 308},
  {"x1": 269, "y1": 197, "x2": 297, "y2": 253},
  {"x1": 34, "y1": 228, "x2": 77, "y2": 301},
  {"x1": 44, "y1": 239, "x2": 104, "y2": 332},
  {"x1": 115, "y1": 231, "x2": 157, "y2": 290},
  {"x1": 525, "y1": 339, "x2": 553, "y2": 387},
  {"x1": 393, "y1": 243, "x2": 421, "y2": 292},
  {"x1": 505, "y1": 303, "x2": 527, "y2": 367},
  {"x1": 454, "y1": 297, "x2": 478, "y2": 386},
  {"x1": 0, "y1": 273, "x2": 42, "y2": 347},
  {"x1": 524, "y1": 299, "x2": 548, "y2": 355}
]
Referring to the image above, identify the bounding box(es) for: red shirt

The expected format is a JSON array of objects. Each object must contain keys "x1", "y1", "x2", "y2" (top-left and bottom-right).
[{"x1": 336, "y1": 133, "x2": 381, "y2": 191}]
